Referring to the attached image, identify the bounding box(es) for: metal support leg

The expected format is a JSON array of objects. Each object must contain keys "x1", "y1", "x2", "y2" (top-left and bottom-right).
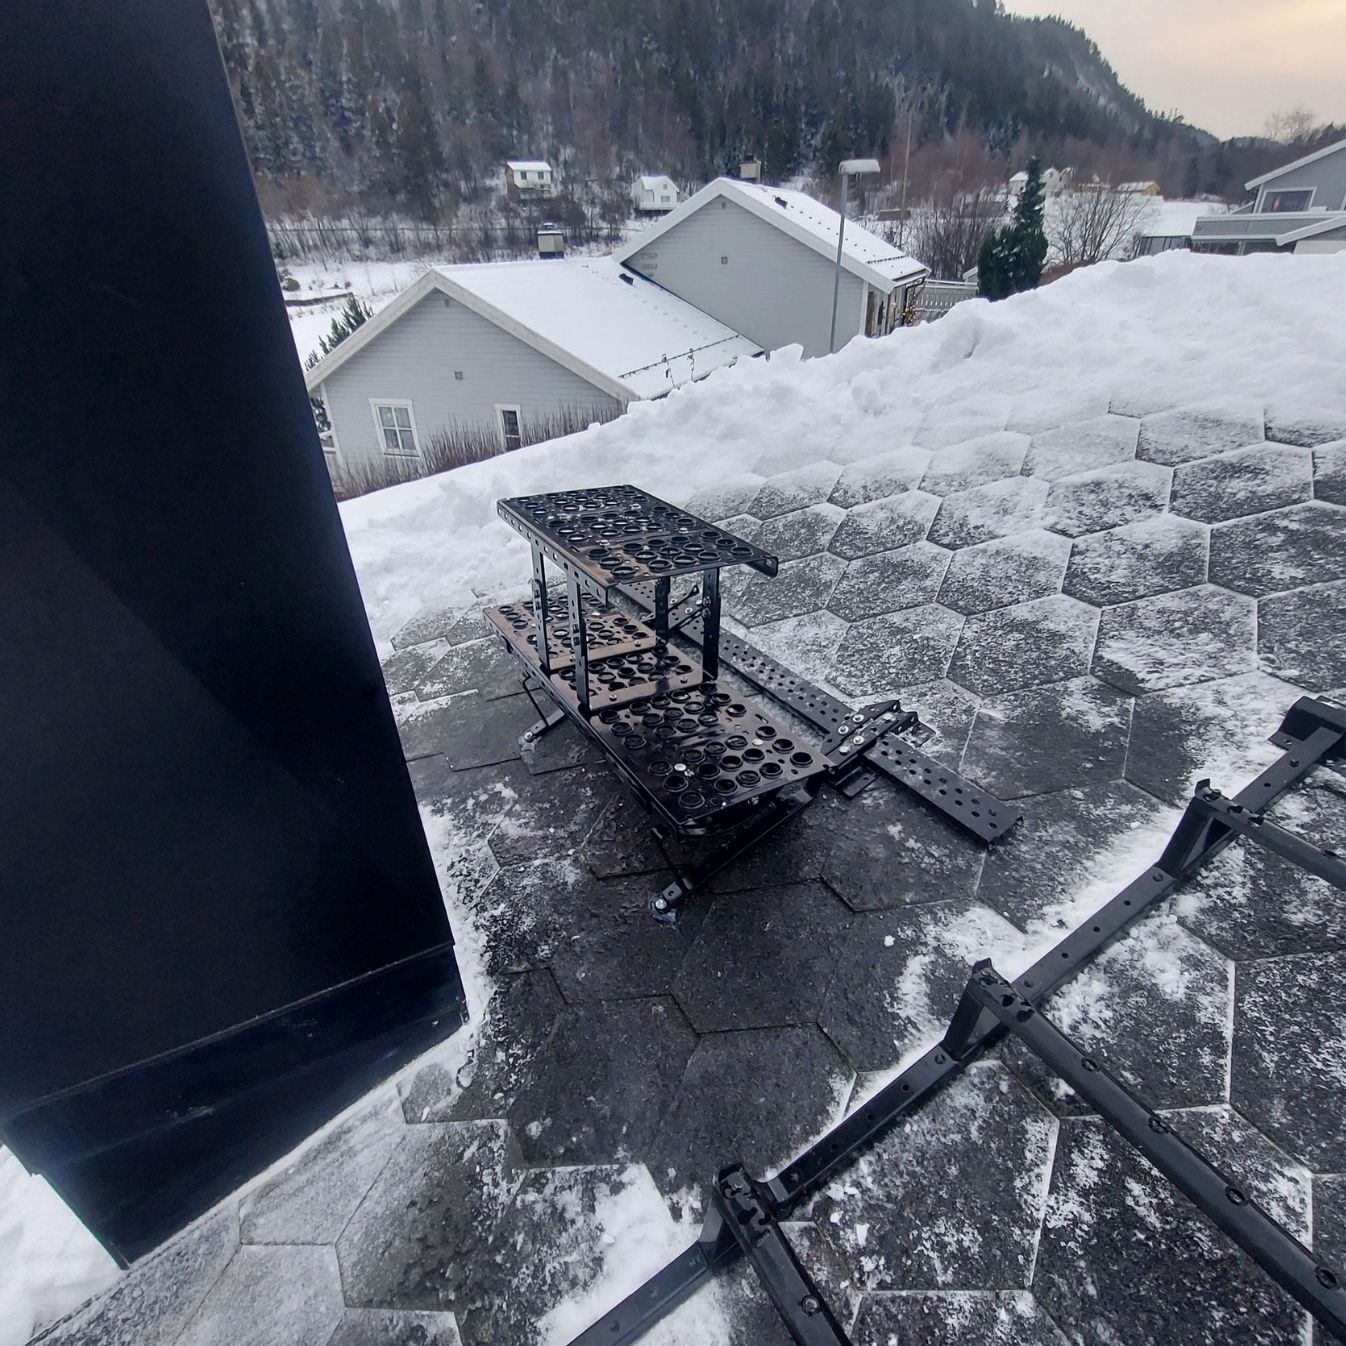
[
  {"x1": 530, "y1": 543, "x2": 552, "y2": 676},
  {"x1": 1159, "y1": 781, "x2": 1346, "y2": 889},
  {"x1": 566, "y1": 569, "x2": 591, "y2": 715},
  {"x1": 651, "y1": 576, "x2": 670, "y2": 647},
  {"x1": 957, "y1": 962, "x2": 1346, "y2": 1342},
  {"x1": 713, "y1": 1165, "x2": 852, "y2": 1346},
  {"x1": 700, "y1": 567, "x2": 720, "y2": 681},
  {"x1": 650, "y1": 784, "x2": 817, "y2": 922}
]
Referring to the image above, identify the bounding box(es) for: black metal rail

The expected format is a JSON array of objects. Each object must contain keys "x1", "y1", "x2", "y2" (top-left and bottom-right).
[
  {"x1": 566, "y1": 695, "x2": 1346, "y2": 1345},
  {"x1": 946, "y1": 961, "x2": 1346, "y2": 1340}
]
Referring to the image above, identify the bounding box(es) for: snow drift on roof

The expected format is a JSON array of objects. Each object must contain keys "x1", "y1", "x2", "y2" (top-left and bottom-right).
[
  {"x1": 505, "y1": 160, "x2": 551, "y2": 173},
  {"x1": 432, "y1": 256, "x2": 760, "y2": 399},
  {"x1": 341, "y1": 250, "x2": 1346, "y2": 646}
]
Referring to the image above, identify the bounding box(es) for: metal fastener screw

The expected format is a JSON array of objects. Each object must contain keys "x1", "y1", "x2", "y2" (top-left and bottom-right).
[
  {"x1": 653, "y1": 897, "x2": 669, "y2": 911},
  {"x1": 800, "y1": 1296, "x2": 820, "y2": 1315}
]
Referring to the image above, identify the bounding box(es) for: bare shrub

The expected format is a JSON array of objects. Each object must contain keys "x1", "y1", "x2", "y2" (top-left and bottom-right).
[
  {"x1": 1052, "y1": 184, "x2": 1157, "y2": 267},
  {"x1": 903, "y1": 184, "x2": 1006, "y2": 281},
  {"x1": 328, "y1": 401, "x2": 622, "y2": 500}
]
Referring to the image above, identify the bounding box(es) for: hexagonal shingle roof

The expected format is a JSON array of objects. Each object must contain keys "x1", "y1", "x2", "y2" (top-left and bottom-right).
[{"x1": 48, "y1": 321, "x2": 1346, "y2": 1346}]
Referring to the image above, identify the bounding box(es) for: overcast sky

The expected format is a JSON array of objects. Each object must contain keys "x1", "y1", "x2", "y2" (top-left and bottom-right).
[{"x1": 1000, "y1": 0, "x2": 1346, "y2": 138}]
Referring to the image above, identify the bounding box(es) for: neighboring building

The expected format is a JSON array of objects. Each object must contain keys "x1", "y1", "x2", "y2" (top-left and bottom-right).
[
  {"x1": 1132, "y1": 201, "x2": 1210, "y2": 258},
  {"x1": 305, "y1": 257, "x2": 759, "y2": 476},
  {"x1": 632, "y1": 174, "x2": 680, "y2": 213},
  {"x1": 1009, "y1": 166, "x2": 1070, "y2": 198},
  {"x1": 505, "y1": 160, "x2": 554, "y2": 200},
  {"x1": 614, "y1": 177, "x2": 928, "y2": 357},
  {"x1": 1191, "y1": 137, "x2": 1346, "y2": 255},
  {"x1": 1119, "y1": 180, "x2": 1161, "y2": 196}
]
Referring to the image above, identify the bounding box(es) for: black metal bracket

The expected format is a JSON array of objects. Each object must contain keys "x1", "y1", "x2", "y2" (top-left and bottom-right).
[
  {"x1": 712, "y1": 1164, "x2": 853, "y2": 1346},
  {"x1": 565, "y1": 695, "x2": 1346, "y2": 1346},
  {"x1": 949, "y1": 962, "x2": 1346, "y2": 1341},
  {"x1": 650, "y1": 783, "x2": 820, "y2": 923}
]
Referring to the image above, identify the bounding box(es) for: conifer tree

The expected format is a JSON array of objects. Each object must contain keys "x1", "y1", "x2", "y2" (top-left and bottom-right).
[{"x1": 978, "y1": 157, "x2": 1048, "y2": 300}]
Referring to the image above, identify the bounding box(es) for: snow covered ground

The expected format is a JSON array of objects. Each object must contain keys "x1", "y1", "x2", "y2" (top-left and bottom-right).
[
  {"x1": 339, "y1": 250, "x2": 1346, "y2": 653},
  {"x1": 4, "y1": 249, "x2": 1344, "y2": 1346}
]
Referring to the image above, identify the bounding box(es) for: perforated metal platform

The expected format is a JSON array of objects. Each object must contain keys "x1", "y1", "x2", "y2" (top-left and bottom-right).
[{"x1": 497, "y1": 485, "x2": 779, "y2": 589}]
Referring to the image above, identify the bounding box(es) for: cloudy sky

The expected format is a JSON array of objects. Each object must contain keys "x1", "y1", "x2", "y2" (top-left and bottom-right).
[{"x1": 1000, "y1": 0, "x2": 1346, "y2": 138}]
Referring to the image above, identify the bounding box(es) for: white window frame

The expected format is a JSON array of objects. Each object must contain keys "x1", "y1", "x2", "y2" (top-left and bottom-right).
[
  {"x1": 369, "y1": 398, "x2": 420, "y2": 457},
  {"x1": 495, "y1": 403, "x2": 524, "y2": 451}
]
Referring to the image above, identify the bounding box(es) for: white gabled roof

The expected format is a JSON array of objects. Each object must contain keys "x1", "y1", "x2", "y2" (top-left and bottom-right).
[
  {"x1": 506, "y1": 159, "x2": 551, "y2": 173},
  {"x1": 636, "y1": 174, "x2": 677, "y2": 190},
  {"x1": 1275, "y1": 211, "x2": 1346, "y2": 245},
  {"x1": 614, "y1": 177, "x2": 928, "y2": 291},
  {"x1": 303, "y1": 257, "x2": 759, "y2": 402},
  {"x1": 1245, "y1": 137, "x2": 1346, "y2": 190}
]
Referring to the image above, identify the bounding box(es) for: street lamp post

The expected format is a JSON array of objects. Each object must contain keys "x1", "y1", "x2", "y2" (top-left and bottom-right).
[{"x1": 829, "y1": 157, "x2": 882, "y2": 355}]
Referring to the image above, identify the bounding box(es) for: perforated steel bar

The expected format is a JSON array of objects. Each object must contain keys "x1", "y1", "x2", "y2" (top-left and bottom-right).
[
  {"x1": 565, "y1": 698, "x2": 1346, "y2": 1346},
  {"x1": 957, "y1": 962, "x2": 1346, "y2": 1341},
  {"x1": 651, "y1": 576, "x2": 670, "y2": 645}
]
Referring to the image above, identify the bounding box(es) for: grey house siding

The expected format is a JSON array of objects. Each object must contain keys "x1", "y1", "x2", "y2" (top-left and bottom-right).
[
  {"x1": 1255, "y1": 148, "x2": 1346, "y2": 211},
  {"x1": 321, "y1": 293, "x2": 623, "y2": 468},
  {"x1": 624, "y1": 199, "x2": 869, "y2": 357}
]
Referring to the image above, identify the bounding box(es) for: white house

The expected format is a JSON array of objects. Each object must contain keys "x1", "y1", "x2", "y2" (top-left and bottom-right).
[
  {"x1": 613, "y1": 177, "x2": 928, "y2": 357},
  {"x1": 305, "y1": 257, "x2": 760, "y2": 475},
  {"x1": 505, "y1": 160, "x2": 554, "y2": 199},
  {"x1": 1008, "y1": 166, "x2": 1070, "y2": 199},
  {"x1": 631, "y1": 174, "x2": 681, "y2": 213},
  {"x1": 1191, "y1": 137, "x2": 1346, "y2": 255}
]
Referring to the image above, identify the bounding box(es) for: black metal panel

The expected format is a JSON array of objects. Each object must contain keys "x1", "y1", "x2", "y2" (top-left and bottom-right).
[{"x1": 0, "y1": 0, "x2": 463, "y2": 1260}]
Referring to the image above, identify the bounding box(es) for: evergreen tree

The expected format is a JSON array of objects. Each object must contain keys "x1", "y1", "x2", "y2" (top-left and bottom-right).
[
  {"x1": 977, "y1": 157, "x2": 1047, "y2": 300},
  {"x1": 1008, "y1": 157, "x2": 1048, "y2": 291}
]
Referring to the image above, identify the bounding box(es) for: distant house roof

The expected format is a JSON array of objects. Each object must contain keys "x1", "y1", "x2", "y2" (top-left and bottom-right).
[
  {"x1": 636, "y1": 174, "x2": 677, "y2": 190},
  {"x1": 1245, "y1": 137, "x2": 1346, "y2": 190},
  {"x1": 506, "y1": 160, "x2": 552, "y2": 173},
  {"x1": 303, "y1": 257, "x2": 760, "y2": 403},
  {"x1": 1138, "y1": 200, "x2": 1213, "y2": 238},
  {"x1": 614, "y1": 177, "x2": 927, "y2": 291}
]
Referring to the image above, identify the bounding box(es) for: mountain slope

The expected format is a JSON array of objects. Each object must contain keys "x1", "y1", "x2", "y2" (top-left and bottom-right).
[{"x1": 209, "y1": 0, "x2": 1203, "y2": 215}]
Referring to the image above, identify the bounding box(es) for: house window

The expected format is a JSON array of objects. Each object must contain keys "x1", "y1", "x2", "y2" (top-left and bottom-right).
[
  {"x1": 371, "y1": 400, "x2": 418, "y2": 456},
  {"x1": 1264, "y1": 189, "x2": 1312, "y2": 213},
  {"x1": 497, "y1": 405, "x2": 523, "y2": 451}
]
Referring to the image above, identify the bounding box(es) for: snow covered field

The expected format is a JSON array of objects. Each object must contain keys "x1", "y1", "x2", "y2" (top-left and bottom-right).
[
  {"x1": 339, "y1": 250, "x2": 1346, "y2": 652},
  {"x1": 4, "y1": 249, "x2": 1343, "y2": 1346}
]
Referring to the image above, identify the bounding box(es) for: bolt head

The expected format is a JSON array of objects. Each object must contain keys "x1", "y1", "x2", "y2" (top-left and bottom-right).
[
  {"x1": 653, "y1": 897, "x2": 669, "y2": 911},
  {"x1": 801, "y1": 1296, "x2": 820, "y2": 1314},
  {"x1": 839, "y1": 744, "x2": 850, "y2": 754}
]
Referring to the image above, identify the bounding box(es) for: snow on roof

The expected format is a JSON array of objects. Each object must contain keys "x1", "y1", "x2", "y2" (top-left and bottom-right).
[
  {"x1": 431, "y1": 256, "x2": 759, "y2": 398},
  {"x1": 636, "y1": 174, "x2": 676, "y2": 189},
  {"x1": 1139, "y1": 199, "x2": 1216, "y2": 238},
  {"x1": 506, "y1": 160, "x2": 552, "y2": 173},
  {"x1": 614, "y1": 177, "x2": 928, "y2": 290},
  {"x1": 340, "y1": 250, "x2": 1346, "y2": 639},
  {"x1": 1245, "y1": 136, "x2": 1346, "y2": 190}
]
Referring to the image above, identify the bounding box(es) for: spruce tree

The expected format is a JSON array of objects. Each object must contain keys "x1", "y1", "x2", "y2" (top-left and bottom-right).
[
  {"x1": 1008, "y1": 157, "x2": 1048, "y2": 292},
  {"x1": 978, "y1": 157, "x2": 1048, "y2": 300}
]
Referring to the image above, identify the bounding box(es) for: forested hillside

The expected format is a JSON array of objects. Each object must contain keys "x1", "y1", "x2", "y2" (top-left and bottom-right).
[{"x1": 210, "y1": 0, "x2": 1210, "y2": 218}]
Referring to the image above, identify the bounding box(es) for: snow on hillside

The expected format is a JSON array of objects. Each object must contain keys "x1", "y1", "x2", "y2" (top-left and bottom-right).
[{"x1": 340, "y1": 251, "x2": 1346, "y2": 651}]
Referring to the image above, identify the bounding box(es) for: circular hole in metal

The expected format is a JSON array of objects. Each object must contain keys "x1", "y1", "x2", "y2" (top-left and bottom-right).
[
  {"x1": 790, "y1": 751, "x2": 813, "y2": 766},
  {"x1": 682, "y1": 791, "x2": 706, "y2": 810},
  {"x1": 714, "y1": 778, "x2": 736, "y2": 794},
  {"x1": 721, "y1": 754, "x2": 742, "y2": 770},
  {"x1": 649, "y1": 760, "x2": 671, "y2": 776},
  {"x1": 743, "y1": 747, "x2": 765, "y2": 763},
  {"x1": 737, "y1": 770, "x2": 760, "y2": 787},
  {"x1": 761, "y1": 761, "x2": 783, "y2": 778},
  {"x1": 774, "y1": 738, "x2": 794, "y2": 753}
]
